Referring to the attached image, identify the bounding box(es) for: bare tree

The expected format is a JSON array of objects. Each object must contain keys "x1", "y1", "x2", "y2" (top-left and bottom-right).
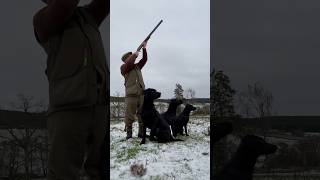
[
  {"x1": 236, "y1": 91, "x2": 254, "y2": 118},
  {"x1": 7, "y1": 141, "x2": 23, "y2": 179},
  {"x1": 247, "y1": 82, "x2": 273, "y2": 117},
  {"x1": 3, "y1": 93, "x2": 47, "y2": 179},
  {"x1": 0, "y1": 140, "x2": 22, "y2": 179},
  {"x1": 238, "y1": 82, "x2": 273, "y2": 138},
  {"x1": 35, "y1": 133, "x2": 49, "y2": 177},
  {"x1": 185, "y1": 88, "x2": 196, "y2": 99},
  {"x1": 10, "y1": 94, "x2": 36, "y2": 113}
]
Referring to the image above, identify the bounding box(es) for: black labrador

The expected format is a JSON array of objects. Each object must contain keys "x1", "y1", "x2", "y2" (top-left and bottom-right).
[
  {"x1": 140, "y1": 88, "x2": 182, "y2": 144},
  {"x1": 215, "y1": 135, "x2": 277, "y2": 180},
  {"x1": 212, "y1": 122, "x2": 233, "y2": 144},
  {"x1": 171, "y1": 104, "x2": 196, "y2": 137},
  {"x1": 161, "y1": 98, "x2": 183, "y2": 125}
]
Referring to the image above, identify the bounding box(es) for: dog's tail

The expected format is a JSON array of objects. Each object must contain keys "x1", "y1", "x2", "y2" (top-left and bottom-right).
[
  {"x1": 170, "y1": 136, "x2": 183, "y2": 142},
  {"x1": 169, "y1": 125, "x2": 174, "y2": 135},
  {"x1": 169, "y1": 125, "x2": 183, "y2": 141}
]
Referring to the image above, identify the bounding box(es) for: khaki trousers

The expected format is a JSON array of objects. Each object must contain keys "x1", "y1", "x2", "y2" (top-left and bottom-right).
[
  {"x1": 124, "y1": 95, "x2": 144, "y2": 130},
  {"x1": 47, "y1": 105, "x2": 107, "y2": 180}
]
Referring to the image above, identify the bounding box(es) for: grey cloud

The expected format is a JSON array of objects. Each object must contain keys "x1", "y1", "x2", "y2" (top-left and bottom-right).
[
  {"x1": 214, "y1": 0, "x2": 320, "y2": 115},
  {"x1": 111, "y1": 0, "x2": 210, "y2": 99}
]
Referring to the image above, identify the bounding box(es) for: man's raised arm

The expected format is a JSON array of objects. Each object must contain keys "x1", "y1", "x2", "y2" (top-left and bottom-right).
[
  {"x1": 137, "y1": 48, "x2": 147, "y2": 70},
  {"x1": 85, "y1": 0, "x2": 109, "y2": 27},
  {"x1": 137, "y1": 41, "x2": 148, "y2": 69},
  {"x1": 33, "y1": 0, "x2": 80, "y2": 43}
]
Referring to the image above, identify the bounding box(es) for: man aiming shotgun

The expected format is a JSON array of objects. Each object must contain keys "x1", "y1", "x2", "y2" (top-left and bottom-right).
[
  {"x1": 121, "y1": 20, "x2": 162, "y2": 140},
  {"x1": 33, "y1": 0, "x2": 109, "y2": 179}
]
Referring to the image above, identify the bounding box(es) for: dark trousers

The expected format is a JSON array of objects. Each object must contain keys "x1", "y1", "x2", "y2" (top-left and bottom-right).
[{"x1": 47, "y1": 105, "x2": 107, "y2": 180}]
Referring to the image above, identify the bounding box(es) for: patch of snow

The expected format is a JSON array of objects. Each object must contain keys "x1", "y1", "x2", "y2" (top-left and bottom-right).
[{"x1": 110, "y1": 117, "x2": 210, "y2": 180}]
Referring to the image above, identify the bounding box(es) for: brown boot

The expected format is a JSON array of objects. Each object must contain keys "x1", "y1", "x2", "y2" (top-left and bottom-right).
[{"x1": 126, "y1": 126, "x2": 132, "y2": 140}]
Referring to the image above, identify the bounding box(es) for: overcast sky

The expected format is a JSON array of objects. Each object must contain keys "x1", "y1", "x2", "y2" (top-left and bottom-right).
[
  {"x1": 0, "y1": 0, "x2": 109, "y2": 109},
  {"x1": 110, "y1": 0, "x2": 210, "y2": 99},
  {"x1": 214, "y1": 0, "x2": 320, "y2": 115}
]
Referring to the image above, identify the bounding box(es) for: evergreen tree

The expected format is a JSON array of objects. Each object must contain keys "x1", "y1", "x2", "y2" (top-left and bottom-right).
[
  {"x1": 174, "y1": 83, "x2": 184, "y2": 100},
  {"x1": 212, "y1": 70, "x2": 236, "y2": 117},
  {"x1": 174, "y1": 83, "x2": 184, "y2": 114},
  {"x1": 212, "y1": 70, "x2": 236, "y2": 173}
]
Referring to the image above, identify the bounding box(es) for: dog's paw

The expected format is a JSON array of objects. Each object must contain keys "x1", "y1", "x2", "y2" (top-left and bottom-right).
[
  {"x1": 186, "y1": 134, "x2": 189, "y2": 136},
  {"x1": 140, "y1": 140, "x2": 146, "y2": 145}
]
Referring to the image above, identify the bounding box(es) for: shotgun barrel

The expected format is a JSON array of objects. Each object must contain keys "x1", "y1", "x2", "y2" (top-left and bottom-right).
[{"x1": 137, "y1": 20, "x2": 163, "y2": 51}]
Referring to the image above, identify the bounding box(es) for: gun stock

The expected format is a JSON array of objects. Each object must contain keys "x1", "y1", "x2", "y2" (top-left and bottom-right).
[{"x1": 137, "y1": 20, "x2": 163, "y2": 51}]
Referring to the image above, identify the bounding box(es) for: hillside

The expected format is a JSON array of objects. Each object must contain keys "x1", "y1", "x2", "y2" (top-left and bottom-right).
[{"x1": 239, "y1": 116, "x2": 320, "y2": 132}]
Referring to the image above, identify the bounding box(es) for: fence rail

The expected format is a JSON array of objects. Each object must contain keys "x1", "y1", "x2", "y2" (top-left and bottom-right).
[{"x1": 0, "y1": 98, "x2": 210, "y2": 129}]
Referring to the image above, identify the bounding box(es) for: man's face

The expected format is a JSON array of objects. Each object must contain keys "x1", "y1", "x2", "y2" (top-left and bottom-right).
[{"x1": 122, "y1": 52, "x2": 132, "y2": 63}]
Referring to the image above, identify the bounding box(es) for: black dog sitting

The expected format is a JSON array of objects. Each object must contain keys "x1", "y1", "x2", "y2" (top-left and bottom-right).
[
  {"x1": 161, "y1": 98, "x2": 183, "y2": 125},
  {"x1": 215, "y1": 135, "x2": 277, "y2": 180},
  {"x1": 140, "y1": 88, "x2": 182, "y2": 144},
  {"x1": 212, "y1": 122, "x2": 233, "y2": 144},
  {"x1": 171, "y1": 104, "x2": 196, "y2": 137}
]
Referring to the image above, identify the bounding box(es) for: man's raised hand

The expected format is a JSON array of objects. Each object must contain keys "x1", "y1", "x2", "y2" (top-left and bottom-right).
[
  {"x1": 142, "y1": 41, "x2": 148, "y2": 48},
  {"x1": 133, "y1": 51, "x2": 140, "y2": 57}
]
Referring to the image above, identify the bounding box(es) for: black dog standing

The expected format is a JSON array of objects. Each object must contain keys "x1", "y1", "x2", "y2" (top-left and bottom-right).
[
  {"x1": 161, "y1": 99, "x2": 183, "y2": 125},
  {"x1": 171, "y1": 104, "x2": 196, "y2": 137}
]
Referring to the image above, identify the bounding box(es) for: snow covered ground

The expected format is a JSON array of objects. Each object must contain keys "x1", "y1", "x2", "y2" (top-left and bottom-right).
[{"x1": 110, "y1": 116, "x2": 210, "y2": 180}]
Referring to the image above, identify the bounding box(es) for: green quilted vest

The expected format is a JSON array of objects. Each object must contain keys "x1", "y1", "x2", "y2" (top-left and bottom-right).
[
  {"x1": 39, "y1": 8, "x2": 108, "y2": 114},
  {"x1": 124, "y1": 66, "x2": 145, "y2": 97}
]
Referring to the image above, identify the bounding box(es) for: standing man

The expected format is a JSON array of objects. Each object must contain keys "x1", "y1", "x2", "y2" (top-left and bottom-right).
[
  {"x1": 33, "y1": 0, "x2": 109, "y2": 179},
  {"x1": 121, "y1": 41, "x2": 148, "y2": 139}
]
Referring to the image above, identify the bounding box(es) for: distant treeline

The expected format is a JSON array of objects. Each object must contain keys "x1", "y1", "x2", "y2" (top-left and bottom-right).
[
  {"x1": 240, "y1": 116, "x2": 320, "y2": 133},
  {"x1": 110, "y1": 96, "x2": 210, "y2": 103},
  {"x1": 0, "y1": 110, "x2": 46, "y2": 129}
]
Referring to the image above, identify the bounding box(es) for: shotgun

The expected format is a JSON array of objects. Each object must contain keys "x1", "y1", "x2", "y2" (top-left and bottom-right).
[{"x1": 137, "y1": 20, "x2": 163, "y2": 51}]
